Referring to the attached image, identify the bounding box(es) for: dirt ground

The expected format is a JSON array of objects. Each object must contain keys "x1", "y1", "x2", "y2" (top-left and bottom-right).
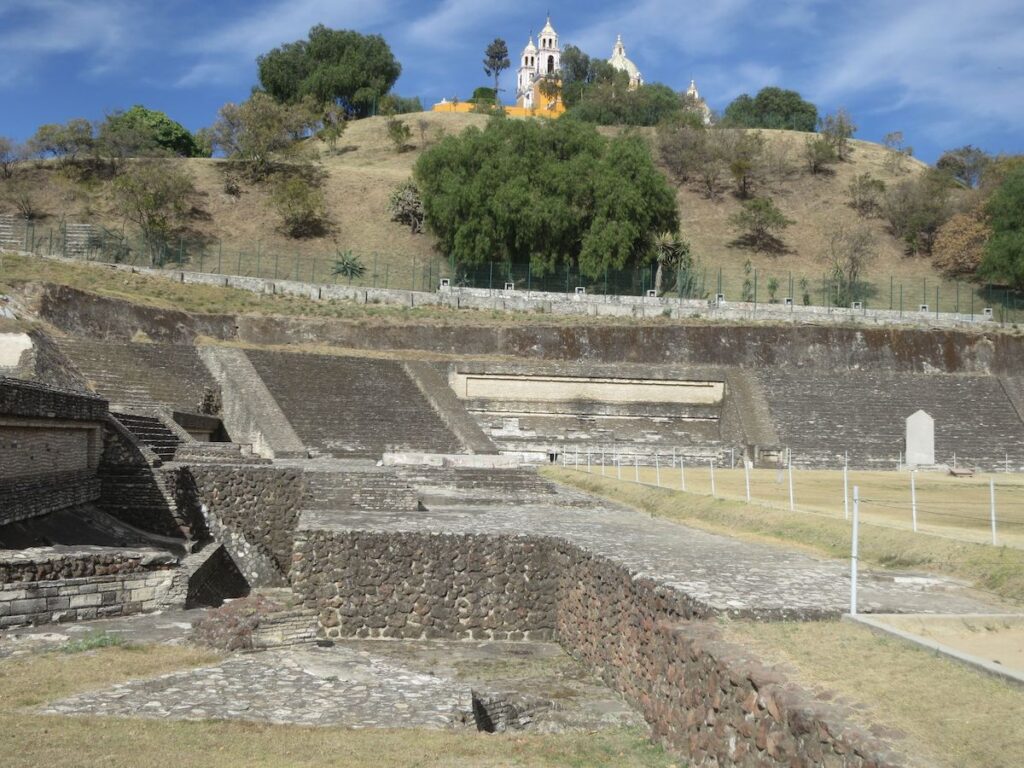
[{"x1": 872, "y1": 614, "x2": 1024, "y2": 674}]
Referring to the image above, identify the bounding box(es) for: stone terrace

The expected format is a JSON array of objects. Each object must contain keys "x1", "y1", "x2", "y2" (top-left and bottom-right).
[
  {"x1": 758, "y1": 369, "x2": 1024, "y2": 469},
  {"x1": 299, "y1": 472, "x2": 1004, "y2": 620},
  {"x1": 55, "y1": 339, "x2": 217, "y2": 414},
  {"x1": 245, "y1": 350, "x2": 463, "y2": 458}
]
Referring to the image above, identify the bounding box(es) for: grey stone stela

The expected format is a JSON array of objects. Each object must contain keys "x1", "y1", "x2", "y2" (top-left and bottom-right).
[{"x1": 906, "y1": 409, "x2": 935, "y2": 466}]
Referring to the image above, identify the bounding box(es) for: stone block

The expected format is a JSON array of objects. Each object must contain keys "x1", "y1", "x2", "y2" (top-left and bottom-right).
[
  {"x1": 10, "y1": 597, "x2": 47, "y2": 614},
  {"x1": 69, "y1": 593, "x2": 102, "y2": 608}
]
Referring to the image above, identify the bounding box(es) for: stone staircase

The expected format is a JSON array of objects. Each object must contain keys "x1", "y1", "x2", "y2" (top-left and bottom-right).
[
  {"x1": 758, "y1": 370, "x2": 1024, "y2": 469},
  {"x1": 56, "y1": 338, "x2": 218, "y2": 414},
  {"x1": 246, "y1": 350, "x2": 463, "y2": 458},
  {"x1": 398, "y1": 466, "x2": 570, "y2": 507},
  {"x1": 303, "y1": 468, "x2": 420, "y2": 512},
  {"x1": 62, "y1": 223, "x2": 96, "y2": 259},
  {"x1": 0, "y1": 215, "x2": 23, "y2": 251},
  {"x1": 98, "y1": 466, "x2": 193, "y2": 541},
  {"x1": 113, "y1": 412, "x2": 183, "y2": 462}
]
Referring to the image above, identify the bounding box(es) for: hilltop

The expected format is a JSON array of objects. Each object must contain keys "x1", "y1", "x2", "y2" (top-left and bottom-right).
[{"x1": 6, "y1": 111, "x2": 955, "y2": 302}]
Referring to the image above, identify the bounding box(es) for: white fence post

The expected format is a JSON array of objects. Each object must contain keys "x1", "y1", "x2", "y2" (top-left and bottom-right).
[
  {"x1": 617, "y1": 455, "x2": 622, "y2": 480},
  {"x1": 990, "y1": 477, "x2": 997, "y2": 545},
  {"x1": 744, "y1": 459, "x2": 751, "y2": 502},
  {"x1": 634, "y1": 454, "x2": 639, "y2": 483},
  {"x1": 710, "y1": 459, "x2": 716, "y2": 498},
  {"x1": 910, "y1": 470, "x2": 918, "y2": 532},
  {"x1": 575, "y1": 446, "x2": 579, "y2": 468},
  {"x1": 850, "y1": 486, "x2": 860, "y2": 616},
  {"x1": 680, "y1": 458, "x2": 686, "y2": 492},
  {"x1": 730, "y1": 448, "x2": 735, "y2": 469},
  {"x1": 587, "y1": 450, "x2": 592, "y2": 473},
  {"x1": 601, "y1": 449, "x2": 605, "y2": 476},
  {"x1": 843, "y1": 456, "x2": 850, "y2": 521},
  {"x1": 788, "y1": 460, "x2": 795, "y2": 512}
]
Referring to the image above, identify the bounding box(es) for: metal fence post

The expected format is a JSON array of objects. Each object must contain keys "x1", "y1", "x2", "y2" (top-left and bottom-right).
[
  {"x1": 911, "y1": 470, "x2": 918, "y2": 532},
  {"x1": 990, "y1": 478, "x2": 997, "y2": 545},
  {"x1": 850, "y1": 486, "x2": 859, "y2": 615}
]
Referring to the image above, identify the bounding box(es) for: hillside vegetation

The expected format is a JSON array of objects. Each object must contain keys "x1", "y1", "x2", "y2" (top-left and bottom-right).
[{"x1": 3, "y1": 111, "x2": 976, "y2": 305}]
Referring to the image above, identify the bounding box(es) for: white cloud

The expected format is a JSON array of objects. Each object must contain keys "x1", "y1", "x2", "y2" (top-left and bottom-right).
[
  {"x1": 808, "y1": 0, "x2": 1024, "y2": 128},
  {"x1": 0, "y1": 0, "x2": 142, "y2": 85}
]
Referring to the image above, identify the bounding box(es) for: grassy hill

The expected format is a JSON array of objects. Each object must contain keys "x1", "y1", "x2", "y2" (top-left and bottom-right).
[{"x1": 5, "y1": 112, "x2": 981, "y2": 309}]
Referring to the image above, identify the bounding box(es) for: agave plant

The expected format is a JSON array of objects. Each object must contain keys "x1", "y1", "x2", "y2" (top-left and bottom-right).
[{"x1": 332, "y1": 249, "x2": 366, "y2": 283}]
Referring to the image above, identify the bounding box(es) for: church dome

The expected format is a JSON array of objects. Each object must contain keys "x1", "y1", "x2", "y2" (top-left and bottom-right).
[
  {"x1": 523, "y1": 36, "x2": 537, "y2": 54},
  {"x1": 540, "y1": 16, "x2": 557, "y2": 38},
  {"x1": 608, "y1": 35, "x2": 642, "y2": 85}
]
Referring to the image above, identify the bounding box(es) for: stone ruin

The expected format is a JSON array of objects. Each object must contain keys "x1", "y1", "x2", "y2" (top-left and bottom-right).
[{"x1": 3, "y1": 289, "x2": 1024, "y2": 765}]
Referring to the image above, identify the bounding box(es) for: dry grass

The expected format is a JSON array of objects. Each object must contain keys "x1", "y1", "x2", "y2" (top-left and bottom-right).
[
  {"x1": 542, "y1": 468, "x2": 1024, "y2": 604},
  {"x1": 0, "y1": 644, "x2": 675, "y2": 768},
  {"x1": 571, "y1": 463, "x2": 1024, "y2": 548},
  {"x1": 719, "y1": 619, "x2": 1024, "y2": 768},
  {"x1": 0, "y1": 251, "x2": 676, "y2": 327},
  {"x1": 0, "y1": 112, "x2": 974, "y2": 308}
]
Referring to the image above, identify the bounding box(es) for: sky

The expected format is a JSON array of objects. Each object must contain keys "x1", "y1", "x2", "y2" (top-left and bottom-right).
[{"x1": 2, "y1": 0, "x2": 1023, "y2": 164}]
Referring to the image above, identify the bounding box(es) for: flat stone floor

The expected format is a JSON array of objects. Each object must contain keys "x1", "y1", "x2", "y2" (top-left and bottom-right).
[
  {"x1": 20, "y1": 611, "x2": 641, "y2": 731},
  {"x1": 301, "y1": 481, "x2": 1013, "y2": 619}
]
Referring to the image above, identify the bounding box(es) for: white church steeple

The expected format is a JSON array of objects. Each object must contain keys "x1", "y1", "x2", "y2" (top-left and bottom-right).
[{"x1": 517, "y1": 16, "x2": 561, "y2": 108}]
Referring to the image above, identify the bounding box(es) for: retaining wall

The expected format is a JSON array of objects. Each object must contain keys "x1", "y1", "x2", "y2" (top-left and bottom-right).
[
  {"x1": 37, "y1": 284, "x2": 1024, "y2": 375},
  {"x1": 290, "y1": 529, "x2": 902, "y2": 767},
  {"x1": 0, "y1": 568, "x2": 185, "y2": 627},
  {"x1": 181, "y1": 465, "x2": 305, "y2": 583}
]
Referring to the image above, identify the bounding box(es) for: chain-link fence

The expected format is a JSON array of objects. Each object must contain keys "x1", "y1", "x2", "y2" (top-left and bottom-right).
[{"x1": 9, "y1": 219, "x2": 1024, "y2": 323}]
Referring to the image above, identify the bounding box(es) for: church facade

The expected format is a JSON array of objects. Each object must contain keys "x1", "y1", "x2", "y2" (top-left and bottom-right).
[
  {"x1": 434, "y1": 15, "x2": 711, "y2": 122},
  {"x1": 515, "y1": 16, "x2": 563, "y2": 111}
]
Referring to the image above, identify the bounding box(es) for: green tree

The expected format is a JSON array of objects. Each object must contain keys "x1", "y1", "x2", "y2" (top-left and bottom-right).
[
  {"x1": 385, "y1": 117, "x2": 412, "y2": 152},
  {"x1": 270, "y1": 173, "x2": 327, "y2": 237},
  {"x1": 847, "y1": 173, "x2": 886, "y2": 216},
  {"x1": 558, "y1": 45, "x2": 621, "y2": 107},
  {"x1": 100, "y1": 106, "x2": 206, "y2": 158},
  {"x1": 722, "y1": 130, "x2": 766, "y2": 198},
  {"x1": 565, "y1": 81, "x2": 682, "y2": 126},
  {"x1": 980, "y1": 165, "x2": 1024, "y2": 289},
  {"x1": 257, "y1": 25, "x2": 401, "y2": 117},
  {"x1": 729, "y1": 196, "x2": 793, "y2": 253},
  {"x1": 414, "y1": 118, "x2": 678, "y2": 278},
  {"x1": 483, "y1": 39, "x2": 510, "y2": 101},
  {"x1": 883, "y1": 169, "x2": 954, "y2": 256},
  {"x1": 111, "y1": 161, "x2": 194, "y2": 253},
  {"x1": 936, "y1": 145, "x2": 991, "y2": 188},
  {"x1": 804, "y1": 135, "x2": 837, "y2": 174},
  {"x1": 209, "y1": 92, "x2": 316, "y2": 177},
  {"x1": 722, "y1": 87, "x2": 818, "y2": 132}
]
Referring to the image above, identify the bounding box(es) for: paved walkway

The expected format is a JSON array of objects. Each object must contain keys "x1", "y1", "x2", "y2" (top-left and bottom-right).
[
  {"x1": 44, "y1": 645, "x2": 473, "y2": 728},
  {"x1": 301, "y1": 482, "x2": 1012, "y2": 619}
]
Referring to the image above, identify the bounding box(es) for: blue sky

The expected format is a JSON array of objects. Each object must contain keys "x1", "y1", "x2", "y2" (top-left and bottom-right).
[{"x1": 2, "y1": 0, "x2": 1022, "y2": 163}]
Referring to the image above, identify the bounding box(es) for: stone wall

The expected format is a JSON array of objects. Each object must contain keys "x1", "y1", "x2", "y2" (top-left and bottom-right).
[
  {"x1": 0, "y1": 375, "x2": 106, "y2": 421},
  {"x1": 0, "y1": 568, "x2": 185, "y2": 628},
  {"x1": 0, "y1": 546, "x2": 176, "y2": 583},
  {"x1": 37, "y1": 284, "x2": 1024, "y2": 375},
  {"x1": 0, "y1": 472, "x2": 102, "y2": 526},
  {"x1": 290, "y1": 529, "x2": 901, "y2": 766},
  {"x1": 182, "y1": 465, "x2": 305, "y2": 581},
  {"x1": 290, "y1": 531, "x2": 558, "y2": 641},
  {"x1": 0, "y1": 378, "x2": 106, "y2": 524}
]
